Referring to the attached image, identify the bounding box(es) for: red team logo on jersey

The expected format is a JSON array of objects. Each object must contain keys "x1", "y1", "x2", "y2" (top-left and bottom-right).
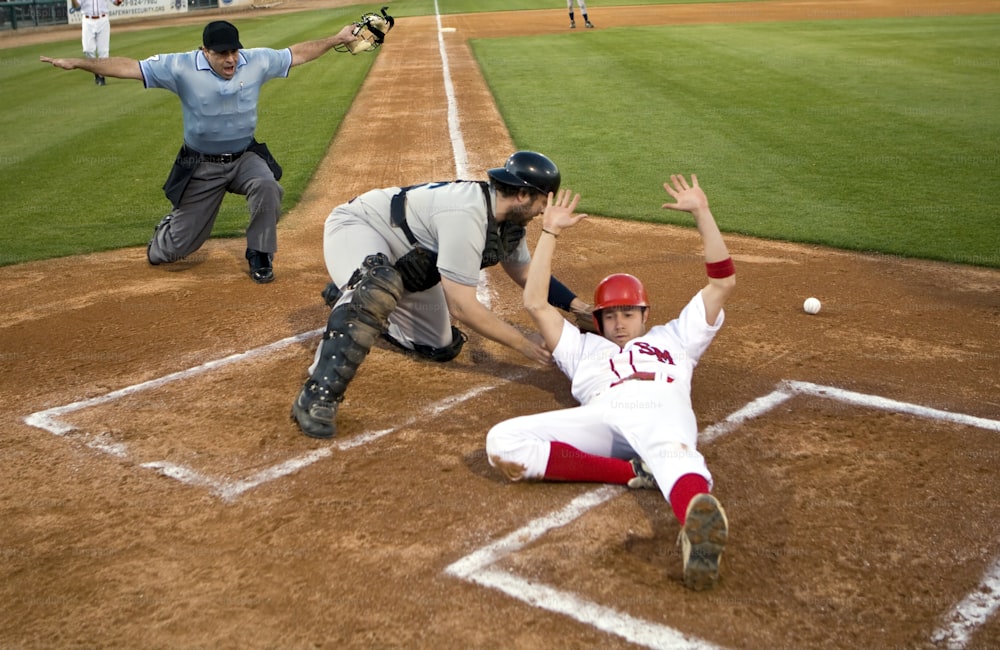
[{"x1": 633, "y1": 342, "x2": 675, "y2": 365}]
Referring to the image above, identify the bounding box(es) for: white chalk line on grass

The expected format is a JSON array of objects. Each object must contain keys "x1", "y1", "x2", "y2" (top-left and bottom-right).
[{"x1": 446, "y1": 381, "x2": 1000, "y2": 648}]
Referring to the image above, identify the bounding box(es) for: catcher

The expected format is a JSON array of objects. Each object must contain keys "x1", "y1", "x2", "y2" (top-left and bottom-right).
[{"x1": 291, "y1": 151, "x2": 596, "y2": 439}]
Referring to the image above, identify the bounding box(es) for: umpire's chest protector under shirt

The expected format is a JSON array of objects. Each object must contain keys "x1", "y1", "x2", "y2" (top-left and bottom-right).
[{"x1": 139, "y1": 48, "x2": 292, "y2": 155}]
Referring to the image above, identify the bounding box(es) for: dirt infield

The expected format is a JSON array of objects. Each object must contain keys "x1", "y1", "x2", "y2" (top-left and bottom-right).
[{"x1": 2, "y1": 1, "x2": 999, "y2": 648}]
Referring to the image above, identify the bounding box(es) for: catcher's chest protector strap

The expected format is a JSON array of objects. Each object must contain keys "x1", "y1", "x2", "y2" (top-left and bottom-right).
[{"x1": 389, "y1": 180, "x2": 493, "y2": 247}]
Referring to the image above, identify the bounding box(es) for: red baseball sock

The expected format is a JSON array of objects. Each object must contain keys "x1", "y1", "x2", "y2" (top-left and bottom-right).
[
  {"x1": 669, "y1": 473, "x2": 711, "y2": 524},
  {"x1": 544, "y1": 442, "x2": 634, "y2": 484}
]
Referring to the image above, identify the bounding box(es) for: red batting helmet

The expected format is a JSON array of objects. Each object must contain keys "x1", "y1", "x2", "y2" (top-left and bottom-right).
[{"x1": 592, "y1": 273, "x2": 649, "y2": 334}]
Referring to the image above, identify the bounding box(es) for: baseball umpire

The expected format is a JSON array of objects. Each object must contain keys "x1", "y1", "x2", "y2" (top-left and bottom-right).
[
  {"x1": 291, "y1": 151, "x2": 594, "y2": 439},
  {"x1": 40, "y1": 20, "x2": 361, "y2": 284},
  {"x1": 486, "y1": 175, "x2": 735, "y2": 590}
]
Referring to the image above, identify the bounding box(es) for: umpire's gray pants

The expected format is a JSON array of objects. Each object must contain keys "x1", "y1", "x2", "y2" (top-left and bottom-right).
[{"x1": 148, "y1": 153, "x2": 283, "y2": 264}]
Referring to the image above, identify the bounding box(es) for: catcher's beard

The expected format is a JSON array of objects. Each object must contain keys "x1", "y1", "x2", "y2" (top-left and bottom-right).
[{"x1": 505, "y1": 200, "x2": 541, "y2": 227}]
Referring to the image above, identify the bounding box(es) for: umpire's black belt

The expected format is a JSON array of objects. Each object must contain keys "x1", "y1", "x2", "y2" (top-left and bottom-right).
[{"x1": 200, "y1": 149, "x2": 246, "y2": 164}]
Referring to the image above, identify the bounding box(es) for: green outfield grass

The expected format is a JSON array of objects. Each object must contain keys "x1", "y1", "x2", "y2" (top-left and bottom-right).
[
  {"x1": 400, "y1": 0, "x2": 755, "y2": 14},
  {"x1": 1, "y1": 4, "x2": 998, "y2": 267},
  {"x1": 472, "y1": 14, "x2": 1000, "y2": 267}
]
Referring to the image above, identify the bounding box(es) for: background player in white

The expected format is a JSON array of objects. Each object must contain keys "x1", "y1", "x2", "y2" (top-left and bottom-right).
[
  {"x1": 486, "y1": 174, "x2": 736, "y2": 590},
  {"x1": 291, "y1": 152, "x2": 594, "y2": 440},
  {"x1": 567, "y1": 0, "x2": 594, "y2": 28},
  {"x1": 70, "y1": 0, "x2": 122, "y2": 86}
]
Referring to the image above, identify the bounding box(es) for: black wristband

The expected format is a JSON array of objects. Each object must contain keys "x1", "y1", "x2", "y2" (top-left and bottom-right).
[{"x1": 547, "y1": 276, "x2": 576, "y2": 311}]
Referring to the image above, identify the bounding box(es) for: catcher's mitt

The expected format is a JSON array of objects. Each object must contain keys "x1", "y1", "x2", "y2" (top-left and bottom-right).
[
  {"x1": 571, "y1": 305, "x2": 600, "y2": 334},
  {"x1": 337, "y1": 6, "x2": 395, "y2": 55},
  {"x1": 394, "y1": 245, "x2": 441, "y2": 293}
]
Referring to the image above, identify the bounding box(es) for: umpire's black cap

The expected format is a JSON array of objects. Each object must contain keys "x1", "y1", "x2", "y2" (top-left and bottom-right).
[{"x1": 203, "y1": 21, "x2": 243, "y2": 52}]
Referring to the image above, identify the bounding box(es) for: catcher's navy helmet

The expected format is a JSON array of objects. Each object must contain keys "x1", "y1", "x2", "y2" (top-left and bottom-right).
[
  {"x1": 592, "y1": 273, "x2": 649, "y2": 334},
  {"x1": 487, "y1": 151, "x2": 561, "y2": 196}
]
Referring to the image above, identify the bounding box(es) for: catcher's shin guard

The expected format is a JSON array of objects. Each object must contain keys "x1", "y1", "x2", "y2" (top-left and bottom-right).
[{"x1": 292, "y1": 255, "x2": 403, "y2": 438}]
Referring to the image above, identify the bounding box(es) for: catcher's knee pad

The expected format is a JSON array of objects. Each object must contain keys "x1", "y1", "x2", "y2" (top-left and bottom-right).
[
  {"x1": 309, "y1": 258, "x2": 403, "y2": 397},
  {"x1": 350, "y1": 255, "x2": 404, "y2": 325}
]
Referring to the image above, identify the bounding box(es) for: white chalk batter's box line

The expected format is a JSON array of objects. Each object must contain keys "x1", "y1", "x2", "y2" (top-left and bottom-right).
[
  {"x1": 22, "y1": 327, "x2": 527, "y2": 501},
  {"x1": 21, "y1": 335, "x2": 1000, "y2": 649},
  {"x1": 444, "y1": 381, "x2": 1000, "y2": 650}
]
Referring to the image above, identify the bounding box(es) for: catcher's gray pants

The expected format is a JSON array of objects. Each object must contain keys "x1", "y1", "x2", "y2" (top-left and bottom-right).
[
  {"x1": 322, "y1": 218, "x2": 453, "y2": 351},
  {"x1": 148, "y1": 153, "x2": 283, "y2": 264}
]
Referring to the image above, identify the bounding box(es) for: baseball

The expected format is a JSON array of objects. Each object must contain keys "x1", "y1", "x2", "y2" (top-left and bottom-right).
[{"x1": 803, "y1": 297, "x2": 822, "y2": 315}]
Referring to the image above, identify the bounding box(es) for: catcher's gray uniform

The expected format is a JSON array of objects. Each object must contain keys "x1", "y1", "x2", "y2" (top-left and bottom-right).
[
  {"x1": 292, "y1": 150, "x2": 579, "y2": 440},
  {"x1": 322, "y1": 181, "x2": 529, "y2": 350}
]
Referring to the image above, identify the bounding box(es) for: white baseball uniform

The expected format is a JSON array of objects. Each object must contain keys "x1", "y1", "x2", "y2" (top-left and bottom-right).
[
  {"x1": 76, "y1": 0, "x2": 112, "y2": 59},
  {"x1": 486, "y1": 290, "x2": 722, "y2": 501}
]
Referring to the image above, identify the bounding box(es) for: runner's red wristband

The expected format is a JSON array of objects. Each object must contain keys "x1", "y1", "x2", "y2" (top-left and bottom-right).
[{"x1": 706, "y1": 257, "x2": 735, "y2": 278}]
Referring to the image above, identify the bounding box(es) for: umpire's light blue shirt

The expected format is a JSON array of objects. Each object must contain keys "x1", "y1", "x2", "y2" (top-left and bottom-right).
[{"x1": 139, "y1": 48, "x2": 292, "y2": 155}]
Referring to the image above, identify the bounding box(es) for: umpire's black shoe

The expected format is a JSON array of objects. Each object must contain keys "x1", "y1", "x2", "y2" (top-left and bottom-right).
[
  {"x1": 95, "y1": 74, "x2": 106, "y2": 86},
  {"x1": 246, "y1": 248, "x2": 274, "y2": 284}
]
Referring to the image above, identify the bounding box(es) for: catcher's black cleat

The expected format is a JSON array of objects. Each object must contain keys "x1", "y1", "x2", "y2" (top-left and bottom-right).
[
  {"x1": 291, "y1": 383, "x2": 337, "y2": 439},
  {"x1": 246, "y1": 248, "x2": 274, "y2": 284},
  {"x1": 321, "y1": 281, "x2": 342, "y2": 308}
]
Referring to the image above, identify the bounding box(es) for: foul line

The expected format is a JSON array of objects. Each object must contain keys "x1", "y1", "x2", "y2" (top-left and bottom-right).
[
  {"x1": 434, "y1": 0, "x2": 468, "y2": 178},
  {"x1": 433, "y1": 3, "x2": 497, "y2": 309},
  {"x1": 445, "y1": 381, "x2": 1000, "y2": 648}
]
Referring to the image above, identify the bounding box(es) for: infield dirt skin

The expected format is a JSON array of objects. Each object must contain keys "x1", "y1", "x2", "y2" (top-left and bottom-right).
[{"x1": 2, "y1": 1, "x2": 999, "y2": 648}]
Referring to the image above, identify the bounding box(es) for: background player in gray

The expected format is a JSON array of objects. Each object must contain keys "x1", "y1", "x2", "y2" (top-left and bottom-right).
[
  {"x1": 40, "y1": 20, "x2": 359, "y2": 284},
  {"x1": 486, "y1": 175, "x2": 735, "y2": 590},
  {"x1": 292, "y1": 151, "x2": 594, "y2": 439}
]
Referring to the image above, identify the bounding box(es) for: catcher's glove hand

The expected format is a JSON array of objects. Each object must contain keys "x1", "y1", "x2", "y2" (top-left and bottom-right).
[
  {"x1": 394, "y1": 246, "x2": 441, "y2": 293},
  {"x1": 571, "y1": 304, "x2": 600, "y2": 334},
  {"x1": 337, "y1": 6, "x2": 395, "y2": 55}
]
